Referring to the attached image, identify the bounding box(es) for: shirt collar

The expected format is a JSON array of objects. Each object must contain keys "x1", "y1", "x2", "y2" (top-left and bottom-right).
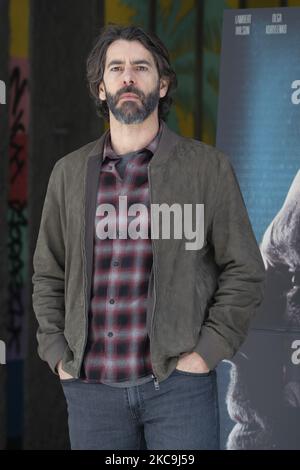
[{"x1": 103, "y1": 120, "x2": 163, "y2": 162}]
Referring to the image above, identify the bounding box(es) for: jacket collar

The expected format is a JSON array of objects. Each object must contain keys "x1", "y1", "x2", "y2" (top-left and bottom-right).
[{"x1": 86, "y1": 120, "x2": 182, "y2": 168}]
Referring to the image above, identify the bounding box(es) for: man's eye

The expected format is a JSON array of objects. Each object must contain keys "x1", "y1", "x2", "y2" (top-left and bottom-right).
[
  {"x1": 136, "y1": 66, "x2": 148, "y2": 71},
  {"x1": 111, "y1": 67, "x2": 121, "y2": 71}
]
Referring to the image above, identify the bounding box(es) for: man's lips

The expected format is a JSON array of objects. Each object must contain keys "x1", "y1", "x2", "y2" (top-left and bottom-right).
[{"x1": 119, "y1": 93, "x2": 140, "y2": 101}]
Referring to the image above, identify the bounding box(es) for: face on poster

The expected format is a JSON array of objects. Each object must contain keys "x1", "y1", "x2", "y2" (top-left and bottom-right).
[{"x1": 216, "y1": 7, "x2": 300, "y2": 450}]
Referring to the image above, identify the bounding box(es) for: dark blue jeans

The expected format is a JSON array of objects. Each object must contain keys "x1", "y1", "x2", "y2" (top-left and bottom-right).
[{"x1": 60, "y1": 368, "x2": 220, "y2": 450}]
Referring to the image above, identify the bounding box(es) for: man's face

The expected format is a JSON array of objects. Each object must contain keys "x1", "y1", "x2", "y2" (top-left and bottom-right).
[
  {"x1": 226, "y1": 338, "x2": 282, "y2": 450},
  {"x1": 99, "y1": 39, "x2": 168, "y2": 124},
  {"x1": 226, "y1": 169, "x2": 300, "y2": 450}
]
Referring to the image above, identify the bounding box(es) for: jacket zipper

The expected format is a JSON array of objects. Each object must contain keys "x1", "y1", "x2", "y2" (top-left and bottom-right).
[
  {"x1": 79, "y1": 171, "x2": 89, "y2": 379},
  {"x1": 148, "y1": 164, "x2": 160, "y2": 391}
]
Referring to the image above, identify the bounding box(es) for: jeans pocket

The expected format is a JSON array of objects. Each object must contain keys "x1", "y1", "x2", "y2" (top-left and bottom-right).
[{"x1": 173, "y1": 368, "x2": 212, "y2": 377}]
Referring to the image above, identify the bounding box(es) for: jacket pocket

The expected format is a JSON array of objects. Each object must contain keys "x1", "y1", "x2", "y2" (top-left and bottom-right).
[{"x1": 60, "y1": 377, "x2": 79, "y2": 383}]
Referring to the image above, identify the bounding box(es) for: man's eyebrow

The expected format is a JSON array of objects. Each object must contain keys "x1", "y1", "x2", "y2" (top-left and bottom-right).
[{"x1": 106, "y1": 59, "x2": 153, "y2": 68}]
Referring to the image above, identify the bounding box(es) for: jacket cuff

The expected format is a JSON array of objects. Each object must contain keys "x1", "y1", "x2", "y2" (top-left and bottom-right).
[
  {"x1": 38, "y1": 334, "x2": 68, "y2": 375},
  {"x1": 192, "y1": 326, "x2": 233, "y2": 370}
]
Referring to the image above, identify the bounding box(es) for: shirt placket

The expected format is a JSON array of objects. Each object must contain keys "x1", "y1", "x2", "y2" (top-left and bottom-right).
[{"x1": 104, "y1": 159, "x2": 130, "y2": 373}]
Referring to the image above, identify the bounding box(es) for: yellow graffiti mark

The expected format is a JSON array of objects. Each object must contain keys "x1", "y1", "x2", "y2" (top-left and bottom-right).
[
  {"x1": 10, "y1": 0, "x2": 29, "y2": 58},
  {"x1": 160, "y1": 0, "x2": 194, "y2": 22},
  {"x1": 175, "y1": 104, "x2": 194, "y2": 138},
  {"x1": 105, "y1": 0, "x2": 136, "y2": 24},
  {"x1": 247, "y1": 0, "x2": 281, "y2": 7},
  {"x1": 226, "y1": 0, "x2": 240, "y2": 8}
]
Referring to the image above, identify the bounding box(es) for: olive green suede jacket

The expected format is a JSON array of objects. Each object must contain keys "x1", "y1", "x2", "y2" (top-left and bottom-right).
[{"x1": 32, "y1": 120, "x2": 266, "y2": 383}]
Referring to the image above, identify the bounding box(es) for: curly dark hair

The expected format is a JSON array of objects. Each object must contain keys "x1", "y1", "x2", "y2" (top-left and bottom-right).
[{"x1": 86, "y1": 24, "x2": 177, "y2": 121}]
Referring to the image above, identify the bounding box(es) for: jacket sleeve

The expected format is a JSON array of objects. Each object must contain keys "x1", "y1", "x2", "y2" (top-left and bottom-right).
[
  {"x1": 193, "y1": 153, "x2": 266, "y2": 370},
  {"x1": 32, "y1": 161, "x2": 67, "y2": 375}
]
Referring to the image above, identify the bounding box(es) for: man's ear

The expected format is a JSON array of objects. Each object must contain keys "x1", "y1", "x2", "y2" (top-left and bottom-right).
[
  {"x1": 159, "y1": 77, "x2": 169, "y2": 99},
  {"x1": 99, "y1": 81, "x2": 106, "y2": 101}
]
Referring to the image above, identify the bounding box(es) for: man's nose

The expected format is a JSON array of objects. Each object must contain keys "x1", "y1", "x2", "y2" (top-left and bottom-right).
[{"x1": 122, "y1": 68, "x2": 135, "y2": 86}]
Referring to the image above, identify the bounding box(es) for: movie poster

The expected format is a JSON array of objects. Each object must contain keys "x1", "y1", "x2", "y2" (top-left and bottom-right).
[{"x1": 216, "y1": 7, "x2": 300, "y2": 450}]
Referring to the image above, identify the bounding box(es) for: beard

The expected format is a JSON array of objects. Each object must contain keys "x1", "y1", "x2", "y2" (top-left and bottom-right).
[{"x1": 105, "y1": 81, "x2": 161, "y2": 124}]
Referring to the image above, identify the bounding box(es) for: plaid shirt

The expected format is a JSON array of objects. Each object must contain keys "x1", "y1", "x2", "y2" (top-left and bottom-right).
[{"x1": 81, "y1": 124, "x2": 162, "y2": 386}]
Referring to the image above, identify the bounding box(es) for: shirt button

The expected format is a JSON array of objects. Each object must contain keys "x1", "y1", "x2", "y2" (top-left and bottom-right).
[
  {"x1": 108, "y1": 164, "x2": 113, "y2": 170},
  {"x1": 107, "y1": 332, "x2": 113, "y2": 337},
  {"x1": 112, "y1": 260, "x2": 119, "y2": 266},
  {"x1": 109, "y1": 299, "x2": 115, "y2": 304}
]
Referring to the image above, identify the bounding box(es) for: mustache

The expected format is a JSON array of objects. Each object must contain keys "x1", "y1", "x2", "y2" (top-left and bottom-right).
[{"x1": 115, "y1": 86, "x2": 144, "y2": 102}]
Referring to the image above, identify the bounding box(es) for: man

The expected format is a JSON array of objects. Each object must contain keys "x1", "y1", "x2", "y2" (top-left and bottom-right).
[
  {"x1": 226, "y1": 169, "x2": 300, "y2": 449},
  {"x1": 32, "y1": 25, "x2": 265, "y2": 450}
]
